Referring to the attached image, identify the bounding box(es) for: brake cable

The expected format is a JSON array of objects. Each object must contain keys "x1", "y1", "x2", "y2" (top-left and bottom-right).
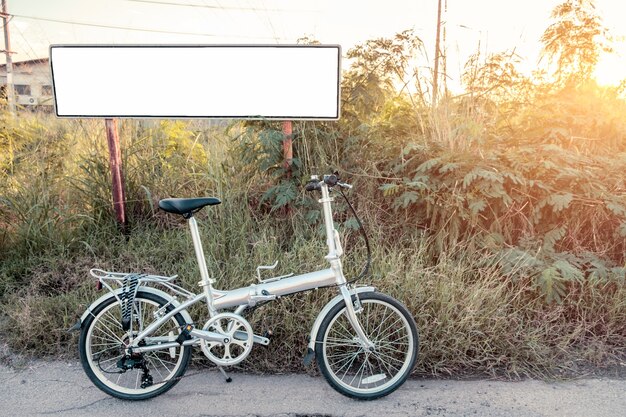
[{"x1": 338, "y1": 187, "x2": 372, "y2": 284}]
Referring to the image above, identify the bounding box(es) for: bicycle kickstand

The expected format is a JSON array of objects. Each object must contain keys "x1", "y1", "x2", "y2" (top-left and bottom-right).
[{"x1": 217, "y1": 366, "x2": 232, "y2": 383}]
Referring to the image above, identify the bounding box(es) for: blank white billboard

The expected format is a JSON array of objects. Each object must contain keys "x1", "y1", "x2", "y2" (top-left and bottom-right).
[{"x1": 49, "y1": 45, "x2": 341, "y2": 119}]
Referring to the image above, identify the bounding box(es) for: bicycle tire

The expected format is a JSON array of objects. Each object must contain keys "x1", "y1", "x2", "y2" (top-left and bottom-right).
[
  {"x1": 315, "y1": 291, "x2": 419, "y2": 400},
  {"x1": 79, "y1": 290, "x2": 191, "y2": 400}
]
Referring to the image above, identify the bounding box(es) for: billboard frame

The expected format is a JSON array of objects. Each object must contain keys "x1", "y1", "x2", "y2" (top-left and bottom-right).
[{"x1": 49, "y1": 44, "x2": 342, "y2": 120}]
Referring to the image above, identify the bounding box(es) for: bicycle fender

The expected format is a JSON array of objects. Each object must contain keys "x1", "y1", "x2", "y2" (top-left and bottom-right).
[
  {"x1": 304, "y1": 286, "x2": 375, "y2": 365},
  {"x1": 73, "y1": 287, "x2": 193, "y2": 330}
]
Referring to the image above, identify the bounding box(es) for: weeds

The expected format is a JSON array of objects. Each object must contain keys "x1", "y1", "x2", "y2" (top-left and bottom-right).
[
  {"x1": 1, "y1": 110, "x2": 624, "y2": 377},
  {"x1": 1, "y1": 5, "x2": 625, "y2": 376}
]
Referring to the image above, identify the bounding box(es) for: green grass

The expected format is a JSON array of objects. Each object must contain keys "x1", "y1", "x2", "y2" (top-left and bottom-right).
[
  {"x1": 3, "y1": 22, "x2": 626, "y2": 377},
  {"x1": 0, "y1": 107, "x2": 624, "y2": 378},
  {"x1": 2, "y1": 221, "x2": 624, "y2": 377}
]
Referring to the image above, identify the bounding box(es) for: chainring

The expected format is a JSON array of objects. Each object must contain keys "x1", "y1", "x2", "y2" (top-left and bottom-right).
[{"x1": 199, "y1": 312, "x2": 254, "y2": 366}]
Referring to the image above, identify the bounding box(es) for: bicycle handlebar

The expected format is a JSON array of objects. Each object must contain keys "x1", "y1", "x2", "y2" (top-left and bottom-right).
[
  {"x1": 305, "y1": 173, "x2": 352, "y2": 192},
  {"x1": 305, "y1": 172, "x2": 371, "y2": 284}
]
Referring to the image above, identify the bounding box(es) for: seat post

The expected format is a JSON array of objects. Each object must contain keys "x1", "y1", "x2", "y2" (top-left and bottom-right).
[{"x1": 188, "y1": 215, "x2": 217, "y2": 315}]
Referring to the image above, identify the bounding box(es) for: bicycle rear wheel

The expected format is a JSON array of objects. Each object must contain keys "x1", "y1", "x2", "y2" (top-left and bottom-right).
[
  {"x1": 315, "y1": 291, "x2": 419, "y2": 400},
  {"x1": 79, "y1": 291, "x2": 191, "y2": 400}
]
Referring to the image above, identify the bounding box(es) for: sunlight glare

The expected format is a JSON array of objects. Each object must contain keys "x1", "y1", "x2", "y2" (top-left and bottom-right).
[{"x1": 593, "y1": 51, "x2": 626, "y2": 86}]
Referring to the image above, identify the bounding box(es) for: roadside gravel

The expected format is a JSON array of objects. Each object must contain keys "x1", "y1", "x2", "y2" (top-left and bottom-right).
[{"x1": 0, "y1": 361, "x2": 624, "y2": 417}]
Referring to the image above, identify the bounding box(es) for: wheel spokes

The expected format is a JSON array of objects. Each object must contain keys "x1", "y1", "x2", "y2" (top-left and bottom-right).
[
  {"x1": 86, "y1": 297, "x2": 185, "y2": 394},
  {"x1": 323, "y1": 298, "x2": 413, "y2": 393}
]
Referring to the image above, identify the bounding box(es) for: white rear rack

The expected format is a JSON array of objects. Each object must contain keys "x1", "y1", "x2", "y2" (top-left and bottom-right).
[
  {"x1": 89, "y1": 268, "x2": 194, "y2": 299},
  {"x1": 90, "y1": 268, "x2": 178, "y2": 283}
]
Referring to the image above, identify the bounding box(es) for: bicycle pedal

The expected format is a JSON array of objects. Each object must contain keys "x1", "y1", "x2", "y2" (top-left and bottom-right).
[
  {"x1": 252, "y1": 330, "x2": 273, "y2": 347},
  {"x1": 176, "y1": 324, "x2": 193, "y2": 345}
]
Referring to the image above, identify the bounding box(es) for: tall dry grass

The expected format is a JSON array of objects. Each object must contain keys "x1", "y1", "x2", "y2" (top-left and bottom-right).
[{"x1": 0, "y1": 106, "x2": 624, "y2": 377}]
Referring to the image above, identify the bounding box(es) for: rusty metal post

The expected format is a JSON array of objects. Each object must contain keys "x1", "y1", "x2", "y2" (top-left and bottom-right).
[
  {"x1": 105, "y1": 118, "x2": 127, "y2": 227},
  {"x1": 282, "y1": 120, "x2": 293, "y2": 176},
  {"x1": 282, "y1": 120, "x2": 293, "y2": 214}
]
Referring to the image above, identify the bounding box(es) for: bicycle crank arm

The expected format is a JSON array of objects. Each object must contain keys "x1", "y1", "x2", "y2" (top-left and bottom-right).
[
  {"x1": 233, "y1": 330, "x2": 270, "y2": 346},
  {"x1": 189, "y1": 328, "x2": 233, "y2": 343}
]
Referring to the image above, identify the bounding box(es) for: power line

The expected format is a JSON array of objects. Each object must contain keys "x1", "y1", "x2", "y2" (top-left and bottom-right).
[
  {"x1": 0, "y1": 15, "x2": 13, "y2": 31},
  {"x1": 246, "y1": 0, "x2": 280, "y2": 44},
  {"x1": 13, "y1": 21, "x2": 40, "y2": 60},
  {"x1": 125, "y1": 0, "x2": 318, "y2": 13},
  {"x1": 10, "y1": 13, "x2": 290, "y2": 40}
]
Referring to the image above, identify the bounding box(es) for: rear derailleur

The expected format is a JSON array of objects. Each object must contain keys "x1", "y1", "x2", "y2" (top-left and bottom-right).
[{"x1": 116, "y1": 351, "x2": 153, "y2": 389}]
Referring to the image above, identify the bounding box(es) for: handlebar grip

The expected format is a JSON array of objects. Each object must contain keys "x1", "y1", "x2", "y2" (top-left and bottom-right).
[
  {"x1": 324, "y1": 174, "x2": 339, "y2": 187},
  {"x1": 305, "y1": 180, "x2": 321, "y2": 192}
]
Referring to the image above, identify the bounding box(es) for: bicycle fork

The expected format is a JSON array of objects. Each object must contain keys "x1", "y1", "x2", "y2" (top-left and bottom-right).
[
  {"x1": 319, "y1": 178, "x2": 374, "y2": 351},
  {"x1": 330, "y1": 257, "x2": 374, "y2": 350},
  {"x1": 339, "y1": 284, "x2": 375, "y2": 350}
]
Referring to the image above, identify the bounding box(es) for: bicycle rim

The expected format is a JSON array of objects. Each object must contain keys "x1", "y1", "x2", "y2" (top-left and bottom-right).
[
  {"x1": 84, "y1": 296, "x2": 186, "y2": 396},
  {"x1": 320, "y1": 297, "x2": 416, "y2": 396}
]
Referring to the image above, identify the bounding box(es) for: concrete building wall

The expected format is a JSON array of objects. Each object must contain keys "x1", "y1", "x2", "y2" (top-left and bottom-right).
[{"x1": 0, "y1": 59, "x2": 53, "y2": 108}]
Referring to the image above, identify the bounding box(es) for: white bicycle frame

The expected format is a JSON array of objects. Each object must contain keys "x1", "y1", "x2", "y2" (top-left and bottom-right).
[{"x1": 86, "y1": 179, "x2": 374, "y2": 356}]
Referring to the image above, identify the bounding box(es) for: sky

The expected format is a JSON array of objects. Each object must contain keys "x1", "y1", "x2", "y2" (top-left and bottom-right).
[{"x1": 3, "y1": 0, "x2": 626, "y2": 92}]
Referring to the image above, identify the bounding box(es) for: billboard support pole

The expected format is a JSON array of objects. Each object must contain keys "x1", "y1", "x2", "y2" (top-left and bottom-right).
[
  {"x1": 105, "y1": 118, "x2": 127, "y2": 228},
  {"x1": 282, "y1": 120, "x2": 293, "y2": 177},
  {"x1": 282, "y1": 120, "x2": 293, "y2": 213}
]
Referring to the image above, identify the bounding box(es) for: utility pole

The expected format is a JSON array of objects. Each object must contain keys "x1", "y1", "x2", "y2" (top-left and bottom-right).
[
  {"x1": 442, "y1": 0, "x2": 448, "y2": 96},
  {"x1": 432, "y1": 0, "x2": 442, "y2": 108},
  {"x1": 1, "y1": 0, "x2": 16, "y2": 114}
]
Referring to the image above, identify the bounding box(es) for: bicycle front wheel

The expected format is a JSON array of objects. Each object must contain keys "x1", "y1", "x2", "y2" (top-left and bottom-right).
[
  {"x1": 79, "y1": 291, "x2": 191, "y2": 400},
  {"x1": 315, "y1": 291, "x2": 419, "y2": 400}
]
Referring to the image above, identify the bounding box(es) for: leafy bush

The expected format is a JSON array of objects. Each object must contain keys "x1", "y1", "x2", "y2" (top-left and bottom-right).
[{"x1": 0, "y1": 1, "x2": 625, "y2": 376}]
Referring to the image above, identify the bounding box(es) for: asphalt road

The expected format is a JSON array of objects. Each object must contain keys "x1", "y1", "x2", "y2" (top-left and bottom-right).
[{"x1": 0, "y1": 361, "x2": 624, "y2": 417}]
